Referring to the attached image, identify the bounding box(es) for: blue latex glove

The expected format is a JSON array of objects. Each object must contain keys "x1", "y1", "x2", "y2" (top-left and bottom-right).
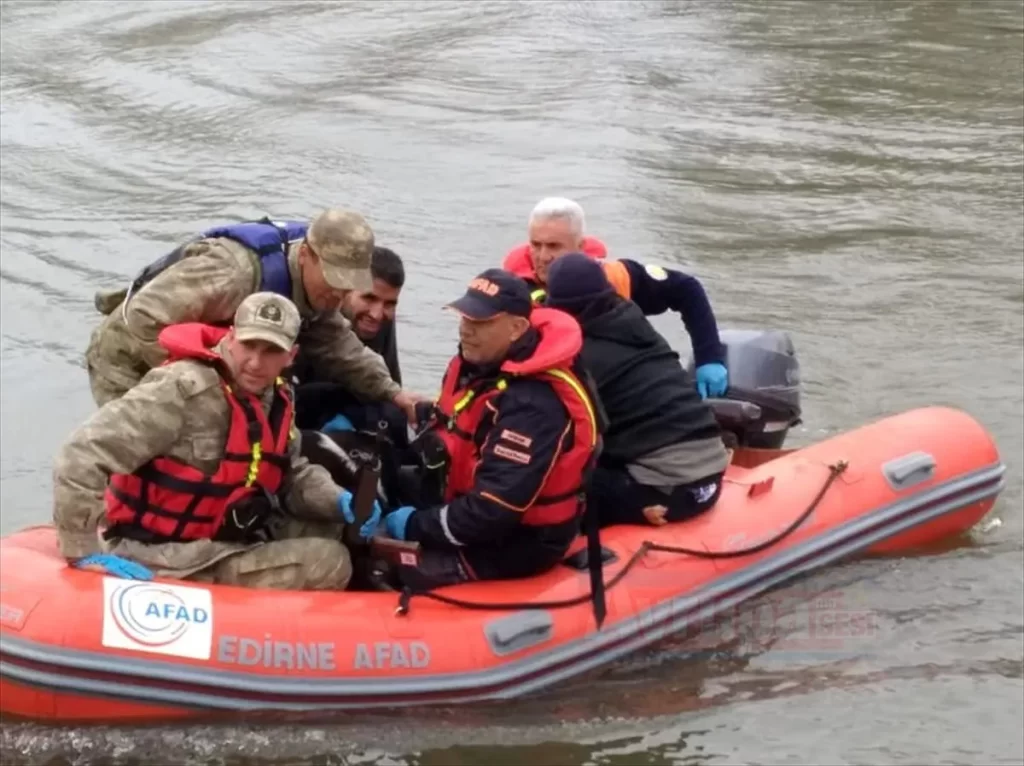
[
  {"x1": 337, "y1": 489, "x2": 382, "y2": 539},
  {"x1": 322, "y1": 413, "x2": 355, "y2": 433},
  {"x1": 385, "y1": 506, "x2": 417, "y2": 541},
  {"x1": 74, "y1": 553, "x2": 153, "y2": 581},
  {"x1": 696, "y1": 362, "x2": 729, "y2": 399}
]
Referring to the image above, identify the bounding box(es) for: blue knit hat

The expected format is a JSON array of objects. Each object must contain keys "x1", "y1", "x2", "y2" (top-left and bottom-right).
[{"x1": 545, "y1": 253, "x2": 616, "y2": 314}]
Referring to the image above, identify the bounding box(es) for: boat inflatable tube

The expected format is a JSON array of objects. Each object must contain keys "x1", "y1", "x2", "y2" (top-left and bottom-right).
[{"x1": 0, "y1": 331, "x2": 1005, "y2": 724}]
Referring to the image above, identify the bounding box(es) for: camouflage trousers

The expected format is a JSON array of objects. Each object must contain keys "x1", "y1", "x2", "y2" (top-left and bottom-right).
[{"x1": 107, "y1": 519, "x2": 352, "y2": 591}]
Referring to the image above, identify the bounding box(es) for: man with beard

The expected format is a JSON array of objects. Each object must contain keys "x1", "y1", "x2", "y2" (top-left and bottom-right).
[
  {"x1": 292, "y1": 245, "x2": 407, "y2": 435},
  {"x1": 85, "y1": 209, "x2": 423, "y2": 418}
]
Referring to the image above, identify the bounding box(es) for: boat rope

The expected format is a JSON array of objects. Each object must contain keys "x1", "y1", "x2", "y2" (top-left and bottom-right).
[{"x1": 394, "y1": 460, "x2": 849, "y2": 619}]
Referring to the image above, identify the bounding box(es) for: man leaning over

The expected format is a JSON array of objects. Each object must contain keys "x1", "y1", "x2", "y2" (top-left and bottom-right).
[{"x1": 86, "y1": 208, "x2": 422, "y2": 420}]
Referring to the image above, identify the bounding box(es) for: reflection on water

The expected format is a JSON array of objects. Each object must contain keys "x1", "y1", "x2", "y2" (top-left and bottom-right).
[{"x1": 1, "y1": 0, "x2": 1022, "y2": 764}]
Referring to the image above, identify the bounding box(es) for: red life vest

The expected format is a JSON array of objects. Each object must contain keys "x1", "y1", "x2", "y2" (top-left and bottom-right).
[
  {"x1": 502, "y1": 236, "x2": 609, "y2": 281},
  {"x1": 104, "y1": 323, "x2": 294, "y2": 542},
  {"x1": 503, "y1": 239, "x2": 625, "y2": 305},
  {"x1": 433, "y1": 308, "x2": 599, "y2": 527}
]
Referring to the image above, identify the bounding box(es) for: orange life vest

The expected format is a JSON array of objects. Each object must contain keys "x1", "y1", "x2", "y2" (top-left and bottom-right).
[
  {"x1": 502, "y1": 242, "x2": 632, "y2": 305},
  {"x1": 104, "y1": 324, "x2": 294, "y2": 542},
  {"x1": 503, "y1": 237, "x2": 608, "y2": 278},
  {"x1": 433, "y1": 308, "x2": 599, "y2": 527}
]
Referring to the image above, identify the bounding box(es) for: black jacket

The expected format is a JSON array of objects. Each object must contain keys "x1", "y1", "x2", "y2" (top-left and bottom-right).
[
  {"x1": 577, "y1": 298, "x2": 721, "y2": 466},
  {"x1": 365, "y1": 319, "x2": 402, "y2": 386},
  {"x1": 291, "y1": 318, "x2": 401, "y2": 389},
  {"x1": 530, "y1": 259, "x2": 726, "y2": 368},
  {"x1": 407, "y1": 330, "x2": 580, "y2": 550}
]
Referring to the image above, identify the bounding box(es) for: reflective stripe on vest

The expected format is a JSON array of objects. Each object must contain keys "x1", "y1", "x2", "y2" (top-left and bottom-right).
[
  {"x1": 104, "y1": 377, "x2": 293, "y2": 542},
  {"x1": 433, "y1": 364, "x2": 598, "y2": 525},
  {"x1": 544, "y1": 368, "x2": 598, "y2": 448}
]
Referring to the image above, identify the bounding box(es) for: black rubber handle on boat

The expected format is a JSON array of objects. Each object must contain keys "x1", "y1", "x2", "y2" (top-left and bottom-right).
[
  {"x1": 345, "y1": 423, "x2": 423, "y2": 566},
  {"x1": 343, "y1": 461, "x2": 382, "y2": 549},
  {"x1": 583, "y1": 494, "x2": 607, "y2": 630},
  {"x1": 343, "y1": 423, "x2": 388, "y2": 548}
]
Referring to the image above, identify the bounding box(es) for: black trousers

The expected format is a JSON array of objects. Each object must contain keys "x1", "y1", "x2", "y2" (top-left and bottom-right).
[
  {"x1": 394, "y1": 520, "x2": 580, "y2": 591},
  {"x1": 587, "y1": 464, "x2": 724, "y2": 528}
]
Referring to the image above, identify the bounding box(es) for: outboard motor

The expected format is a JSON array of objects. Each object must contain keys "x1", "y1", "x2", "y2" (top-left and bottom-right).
[{"x1": 684, "y1": 329, "x2": 802, "y2": 449}]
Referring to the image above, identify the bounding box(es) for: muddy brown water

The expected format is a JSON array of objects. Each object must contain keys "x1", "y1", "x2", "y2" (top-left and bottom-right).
[{"x1": 1, "y1": 1, "x2": 1022, "y2": 764}]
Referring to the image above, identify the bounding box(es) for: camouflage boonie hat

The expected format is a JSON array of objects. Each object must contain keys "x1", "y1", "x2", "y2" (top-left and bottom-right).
[
  {"x1": 306, "y1": 208, "x2": 375, "y2": 292},
  {"x1": 234, "y1": 292, "x2": 301, "y2": 351}
]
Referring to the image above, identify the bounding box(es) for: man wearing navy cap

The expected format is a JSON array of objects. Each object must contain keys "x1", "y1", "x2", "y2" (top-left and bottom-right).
[
  {"x1": 381, "y1": 269, "x2": 601, "y2": 589},
  {"x1": 545, "y1": 253, "x2": 729, "y2": 529}
]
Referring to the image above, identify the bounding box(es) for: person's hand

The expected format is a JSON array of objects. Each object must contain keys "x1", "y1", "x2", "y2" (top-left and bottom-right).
[
  {"x1": 322, "y1": 413, "x2": 355, "y2": 433},
  {"x1": 337, "y1": 489, "x2": 382, "y2": 539},
  {"x1": 695, "y1": 362, "x2": 728, "y2": 399},
  {"x1": 392, "y1": 389, "x2": 427, "y2": 424},
  {"x1": 385, "y1": 506, "x2": 417, "y2": 541},
  {"x1": 74, "y1": 553, "x2": 154, "y2": 580}
]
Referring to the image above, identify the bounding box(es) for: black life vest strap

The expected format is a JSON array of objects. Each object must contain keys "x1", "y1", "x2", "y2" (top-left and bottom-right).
[
  {"x1": 222, "y1": 451, "x2": 289, "y2": 469},
  {"x1": 135, "y1": 463, "x2": 240, "y2": 499},
  {"x1": 106, "y1": 483, "x2": 235, "y2": 522},
  {"x1": 231, "y1": 387, "x2": 292, "y2": 487},
  {"x1": 255, "y1": 217, "x2": 295, "y2": 258}
]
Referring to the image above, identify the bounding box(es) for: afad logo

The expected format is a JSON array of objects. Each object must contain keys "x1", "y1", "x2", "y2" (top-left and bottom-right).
[{"x1": 101, "y1": 578, "x2": 214, "y2": 660}]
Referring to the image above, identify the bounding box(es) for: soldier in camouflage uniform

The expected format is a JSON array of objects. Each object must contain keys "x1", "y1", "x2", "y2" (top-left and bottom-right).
[
  {"x1": 52, "y1": 293, "x2": 381, "y2": 590},
  {"x1": 85, "y1": 208, "x2": 422, "y2": 420}
]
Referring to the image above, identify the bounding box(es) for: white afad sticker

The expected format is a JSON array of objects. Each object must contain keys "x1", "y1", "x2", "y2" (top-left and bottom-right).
[{"x1": 102, "y1": 577, "x2": 213, "y2": 660}]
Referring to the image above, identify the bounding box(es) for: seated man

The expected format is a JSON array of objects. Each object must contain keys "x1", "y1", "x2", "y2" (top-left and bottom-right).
[
  {"x1": 292, "y1": 245, "x2": 407, "y2": 433},
  {"x1": 545, "y1": 254, "x2": 730, "y2": 528},
  {"x1": 502, "y1": 196, "x2": 730, "y2": 400},
  {"x1": 346, "y1": 245, "x2": 405, "y2": 384},
  {"x1": 381, "y1": 269, "x2": 600, "y2": 590},
  {"x1": 86, "y1": 208, "x2": 421, "y2": 419},
  {"x1": 504, "y1": 196, "x2": 609, "y2": 279},
  {"x1": 52, "y1": 292, "x2": 381, "y2": 590}
]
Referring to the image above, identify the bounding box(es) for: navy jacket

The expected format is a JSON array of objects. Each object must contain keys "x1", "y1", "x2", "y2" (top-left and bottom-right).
[
  {"x1": 407, "y1": 332, "x2": 576, "y2": 548},
  {"x1": 616, "y1": 259, "x2": 725, "y2": 368}
]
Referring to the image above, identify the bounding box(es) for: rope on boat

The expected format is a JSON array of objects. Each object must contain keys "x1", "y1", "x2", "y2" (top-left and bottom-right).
[{"x1": 395, "y1": 460, "x2": 849, "y2": 619}]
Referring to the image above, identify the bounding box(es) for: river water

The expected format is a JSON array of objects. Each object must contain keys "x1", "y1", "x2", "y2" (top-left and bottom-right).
[{"x1": 1, "y1": 1, "x2": 1022, "y2": 764}]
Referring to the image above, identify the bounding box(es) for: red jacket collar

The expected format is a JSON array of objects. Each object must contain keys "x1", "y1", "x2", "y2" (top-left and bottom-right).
[
  {"x1": 501, "y1": 238, "x2": 610, "y2": 283},
  {"x1": 501, "y1": 308, "x2": 582, "y2": 376},
  {"x1": 157, "y1": 323, "x2": 229, "y2": 364}
]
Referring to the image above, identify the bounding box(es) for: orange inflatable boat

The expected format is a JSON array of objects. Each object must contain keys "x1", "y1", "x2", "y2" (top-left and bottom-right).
[
  {"x1": 0, "y1": 329, "x2": 1006, "y2": 724},
  {"x1": 0, "y1": 404, "x2": 1004, "y2": 724}
]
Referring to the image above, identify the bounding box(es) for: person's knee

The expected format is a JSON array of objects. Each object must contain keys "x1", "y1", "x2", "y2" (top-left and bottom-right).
[
  {"x1": 664, "y1": 473, "x2": 724, "y2": 522},
  {"x1": 300, "y1": 538, "x2": 353, "y2": 590},
  {"x1": 213, "y1": 539, "x2": 352, "y2": 591}
]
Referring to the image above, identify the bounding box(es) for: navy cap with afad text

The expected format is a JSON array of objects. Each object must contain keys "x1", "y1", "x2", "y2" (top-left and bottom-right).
[{"x1": 446, "y1": 268, "x2": 533, "y2": 320}]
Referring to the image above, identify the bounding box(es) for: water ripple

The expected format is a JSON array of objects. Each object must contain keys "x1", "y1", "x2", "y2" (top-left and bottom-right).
[{"x1": 1, "y1": 0, "x2": 1022, "y2": 763}]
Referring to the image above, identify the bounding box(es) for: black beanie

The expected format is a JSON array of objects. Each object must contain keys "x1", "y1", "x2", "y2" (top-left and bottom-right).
[{"x1": 545, "y1": 253, "x2": 617, "y2": 315}]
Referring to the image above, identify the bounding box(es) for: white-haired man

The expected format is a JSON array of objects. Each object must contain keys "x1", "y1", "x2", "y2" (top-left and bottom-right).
[{"x1": 502, "y1": 197, "x2": 729, "y2": 400}]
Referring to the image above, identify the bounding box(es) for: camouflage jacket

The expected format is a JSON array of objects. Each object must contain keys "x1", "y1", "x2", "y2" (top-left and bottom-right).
[
  {"x1": 53, "y1": 344, "x2": 344, "y2": 560},
  {"x1": 85, "y1": 237, "x2": 400, "y2": 402}
]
